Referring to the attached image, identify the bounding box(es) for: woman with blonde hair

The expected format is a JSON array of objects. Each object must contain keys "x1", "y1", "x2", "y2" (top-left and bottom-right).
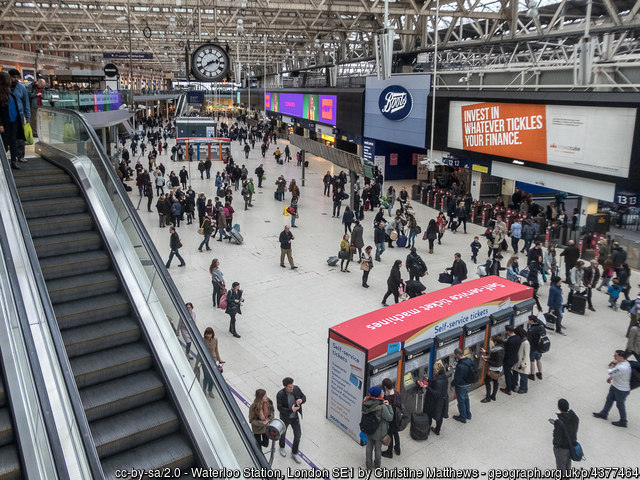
[
  {"x1": 249, "y1": 389, "x2": 274, "y2": 448},
  {"x1": 506, "y1": 255, "x2": 520, "y2": 282}
]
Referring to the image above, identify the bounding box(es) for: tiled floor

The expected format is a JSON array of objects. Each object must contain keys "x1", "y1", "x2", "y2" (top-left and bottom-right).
[{"x1": 125, "y1": 124, "x2": 639, "y2": 473}]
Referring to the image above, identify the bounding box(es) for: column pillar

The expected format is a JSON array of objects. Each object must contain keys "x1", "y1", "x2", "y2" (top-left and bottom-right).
[
  {"x1": 470, "y1": 170, "x2": 482, "y2": 201},
  {"x1": 501, "y1": 178, "x2": 515, "y2": 205},
  {"x1": 580, "y1": 196, "x2": 599, "y2": 227}
]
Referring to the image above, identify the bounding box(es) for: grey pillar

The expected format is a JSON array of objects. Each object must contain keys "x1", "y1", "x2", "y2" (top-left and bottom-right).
[
  {"x1": 301, "y1": 150, "x2": 306, "y2": 186},
  {"x1": 349, "y1": 170, "x2": 356, "y2": 210}
]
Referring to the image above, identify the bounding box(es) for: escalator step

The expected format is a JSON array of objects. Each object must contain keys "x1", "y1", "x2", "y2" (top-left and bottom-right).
[
  {"x1": 0, "y1": 377, "x2": 4, "y2": 408},
  {"x1": 0, "y1": 409, "x2": 13, "y2": 449},
  {"x1": 63, "y1": 317, "x2": 140, "y2": 358},
  {"x1": 28, "y1": 213, "x2": 94, "y2": 238},
  {"x1": 0, "y1": 444, "x2": 21, "y2": 480},
  {"x1": 71, "y1": 343, "x2": 152, "y2": 389},
  {"x1": 46, "y1": 271, "x2": 119, "y2": 304},
  {"x1": 17, "y1": 183, "x2": 79, "y2": 202},
  {"x1": 100, "y1": 433, "x2": 194, "y2": 480},
  {"x1": 33, "y1": 231, "x2": 102, "y2": 258},
  {"x1": 40, "y1": 250, "x2": 110, "y2": 281},
  {"x1": 80, "y1": 371, "x2": 165, "y2": 422},
  {"x1": 90, "y1": 401, "x2": 179, "y2": 459},
  {"x1": 13, "y1": 172, "x2": 70, "y2": 188},
  {"x1": 54, "y1": 293, "x2": 131, "y2": 330},
  {"x1": 21, "y1": 196, "x2": 86, "y2": 219}
]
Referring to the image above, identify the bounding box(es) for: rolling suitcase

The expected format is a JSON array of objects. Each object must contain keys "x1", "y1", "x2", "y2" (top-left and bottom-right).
[
  {"x1": 410, "y1": 413, "x2": 430, "y2": 441},
  {"x1": 229, "y1": 228, "x2": 244, "y2": 245},
  {"x1": 569, "y1": 293, "x2": 587, "y2": 315},
  {"x1": 396, "y1": 234, "x2": 408, "y2": 248}
]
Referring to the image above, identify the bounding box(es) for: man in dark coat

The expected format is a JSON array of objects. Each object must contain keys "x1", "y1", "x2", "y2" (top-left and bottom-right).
[
  {"x1": 552, "y1": 398, "x2": 579, "y2": 470},
  {"x1": 276, "y1": 377, "x2": 306, "y2": 463},
  {"x1": 559, "y1": 240, "x2": 580, "y2": 284},
  {"x1": 501, "y1": 325, "x2": 522, "y2": 394},
  {"x1": 279, "y1": 225, "x2": 297, "y2": 269},
  {"x1": 446, "y1": 253, "x2": 467, "y2": 285},
  {"x1": 424, "y1": 363, "x2": 449, "y2": 435}
]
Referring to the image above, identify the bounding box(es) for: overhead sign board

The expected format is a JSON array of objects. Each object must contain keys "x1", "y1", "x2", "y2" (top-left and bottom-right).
[
  {"x1": 379, "y1": 85, "x2": 413, "y2": 121},
  {"x1": 103, "y1": 52, "x2": 154, "y2": 60},
  {"x1": 447, "y1": 101, "x2": 636, "y2": 178},
  {"x1": 103, "y1": 63, "x2": 119, "y2": 78}
]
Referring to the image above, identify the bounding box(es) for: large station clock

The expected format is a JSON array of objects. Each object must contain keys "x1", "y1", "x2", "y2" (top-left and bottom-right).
[{"x1": 190, "y1": 43, "x2": 230, "y2": 82}]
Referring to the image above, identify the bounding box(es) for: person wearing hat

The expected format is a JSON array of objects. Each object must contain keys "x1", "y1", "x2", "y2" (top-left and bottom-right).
[
  {"x1": 8, "y1": 69, "x2": 29, "y2": 163},
  {"x1": 361, "y1": 386, "x2": 394, "y2": 469}
]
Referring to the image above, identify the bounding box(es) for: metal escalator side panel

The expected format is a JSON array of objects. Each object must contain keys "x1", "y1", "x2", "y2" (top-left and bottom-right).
[
  {"x1": 37, "y1": 107, "x2": 271, "y2": 473},
  {"x1": 0, "y1": 139, "x2": 90, "y2": 480},
  {"x1": 37, "y1": 147, "x2": 239, "y2": 471}
]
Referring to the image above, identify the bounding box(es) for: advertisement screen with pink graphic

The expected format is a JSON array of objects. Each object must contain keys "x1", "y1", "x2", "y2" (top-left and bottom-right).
[
  {"x1": 319, "y1": 95, "x2": 337, "y2": 125},
  {"x1": 264, "y1": 92, "x2": 337, "y2": 126}
]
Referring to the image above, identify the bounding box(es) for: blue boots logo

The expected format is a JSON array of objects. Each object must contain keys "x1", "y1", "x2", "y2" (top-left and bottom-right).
[{"x1": 379, "y1": 85, "x2": 413, "y2": 121}]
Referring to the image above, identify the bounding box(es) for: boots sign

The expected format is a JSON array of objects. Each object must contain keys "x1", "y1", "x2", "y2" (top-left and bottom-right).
[{"x1": 379, "y1": 85, "x2": 413, "y2": 121}]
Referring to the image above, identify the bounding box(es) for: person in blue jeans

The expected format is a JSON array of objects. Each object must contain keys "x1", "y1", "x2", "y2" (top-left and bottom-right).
[
  {"x1": 165, "y1": 227, "x2": 185, "y2": 268},
  {"x1": 593, "y1": 350, "x2": 632, "y2": 427},
  {"x1": 451, "y1": 348, "x2": 474, "y2": 423}
]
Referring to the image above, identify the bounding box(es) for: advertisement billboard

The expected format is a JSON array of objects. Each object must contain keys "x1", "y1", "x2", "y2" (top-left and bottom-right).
[
  {"x1": 319, "y1": 94, "x2": 337, "y2": 125},
  {"x1": 265, "y1": 92, "x2": 338, "y2": 126},
  {"x1": 327, "y1": 334, "x2": 366, "y2": 443},
  {"x1": 364, "y1": 74, "x2": 430, "y2": 149},
  {"x1": 447, "y1": 101, "x2": 636, "y2": 178},
  {"x1": 278, "y1": 93, "x2": 303, "y2": 117},
  {"x1": 303, "y1": 94, "x2": 319, "y2": 121}
]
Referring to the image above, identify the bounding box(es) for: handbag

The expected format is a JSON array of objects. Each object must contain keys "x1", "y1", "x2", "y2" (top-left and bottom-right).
[
  {"x1": 438, "y1": 272, "x2": 453, "y2": 284},
  {"x1": 217, "y1": 363, "x2": 224, "y2": 374},
  {"x1": 487, "y1": 370, "x2": 500, "y2": 380},
  {"x1": 415, "y1": 225, "x2": 422, "y2": 234},
  {"x1": 338, "y1": 250, "x2": 349, "y2": 260},
  {"x1": 360, "y1": 260, "x2": 370, "y2": 271},
  {"x1": 24, "y1": 123, "x2": 34, "y2": 145},
  {"x1": 219, "y1": 293, "x2": 228, "y2": 310},
  {"x1": 197, "y1": 219, "x2": 205, "y2": 235},
  {"x1": 381, "y1": 434, "x2": 391, "y2": 446},
  {"x1": 283, "y1": 206, "x2": 290, "y2": 216},
  {"x1": 558, "y1": 419, "x2": 584, "y2": 462}
]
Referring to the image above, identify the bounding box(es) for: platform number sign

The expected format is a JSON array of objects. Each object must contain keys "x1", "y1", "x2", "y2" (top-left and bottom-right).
[
  {"x1": 190, "y1": 43, "x2": 229, "y2": 82},
  {"x1": 615, "y1": 193, "x2": 638, "y2": 206}
]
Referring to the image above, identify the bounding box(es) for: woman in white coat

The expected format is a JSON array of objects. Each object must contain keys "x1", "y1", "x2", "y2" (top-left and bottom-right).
[{"x1": 512, "y1": 326, "x2": 530, "y2": 394}]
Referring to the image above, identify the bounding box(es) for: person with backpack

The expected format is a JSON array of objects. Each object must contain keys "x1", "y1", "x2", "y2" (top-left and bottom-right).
[
  {"x1": 360, "y1": 386, "x2": 394, "y2": 469},
  {"x1": 381, "y1": 378, "x2": 402, "y2": 458},
  {"x1": 626, "y1": 317, "x2": 640, "y2": 362},
  {"x1": 451, "y1": 348, "x2": 475, "y2": 423},
  {"x1": 406, "y1": 248, "x2": 427, "y2": 282},
  {"x1": 593, "y1": 350, "x2": 632, "y2": 428},
  {"x1": 423, "y1": 362, "x2": 449, "y2": 435},
  {"x1": 552, "y1": 399, "x2": 580, "y2": 470},
  {"x1": 527, "y1": 315, "x2": 549, "y2": 381}
]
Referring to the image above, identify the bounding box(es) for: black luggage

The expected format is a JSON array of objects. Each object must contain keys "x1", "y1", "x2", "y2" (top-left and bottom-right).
[
  {"x1": 410, "y1": 413, "x2": 430, "y2": 441},
  {"x1": 327, "y1": 256, "x2": 339, "y2": 266},
  {"x1": 569, "y1": 294, "x2": 587, "y2": 315}
]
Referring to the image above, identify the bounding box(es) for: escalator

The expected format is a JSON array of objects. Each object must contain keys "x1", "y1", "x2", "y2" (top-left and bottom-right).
[
  {"x1": 13, "y1": 157, "x2": 199, "y2": 478},
  {"x1": 0, "y1": 367, "x2": 22, "y2": 480}
]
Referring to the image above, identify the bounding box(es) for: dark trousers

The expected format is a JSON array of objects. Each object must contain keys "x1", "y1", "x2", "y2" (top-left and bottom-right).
[
  {"x1": 278, "y1": 417, "x2": 301, "y2": 454},
  {"x1": 565, "y1": 263, "x2": 573, "y2": 283},
  {"x1": 511, "y1": 237, "x2": 520, "y2": 253},
  {"x1": 484, "y1": 374, "x2": 499, "y2": 399},
  {"x1": 555, "y1": 312, "x2": 564, "y2": 333},
  {"x1": 384, "y1": 429, "x2": 400, "y2": 453},
  {"x1": 430, "y1": 416, "x2": 443, "y2": 435},
  {"x1": 459, "y1": 218, "x2": 467, "y2": 233},
  {"x1": 333, "y1": 202, "x2": 341, "y2": 217},
  {"x1": 228, "y1": 313, "x2": 238, "y2": 335},
  {"x1": 212, "y1": 283, "x2": 223, "y2": 307},
  {"x1": 504, "y1": 365, "x2": 516, "y2": 391},
  {"x1": 599, "y1": 385, "x2": 629, "y2": 424},
  {"x1": 203, "y1": 368, "x2": 214, "y2": 393},
  {"x1": 254, "y1": 434, "x2": 269, "y2": 448},
  {"x1": 554, "y1": 447, "x2": 572, "y2": 471},
  {"x1": 586, "y1": 287, "x2": 594, "y2": 308},
  {"x1": 324, "y1": 184, "x2": 330, "y2": 196},
  {"x1": 166, "y1": 248, "x2": 185, "y2": 267},
  {"x1": 362, "y1": 269, "x2": 370, "y2": 287},
  {"x1": 428, "y1": 239, "x2": 435, "y2": 251},
  {"x1": 1, "y1": 121, "x2": 19, "y2": 164},
  {"x1": 382, "y1": 288, "x2": 399, "y2": 304}
]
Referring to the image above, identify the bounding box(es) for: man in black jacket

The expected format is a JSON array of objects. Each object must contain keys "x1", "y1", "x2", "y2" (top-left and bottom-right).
[
  {"x1": 255, "y1": 164, "x2": 265, "y2": 188},
  {"x1": 552, "y1": 398, "x2": 579, "y2": 470},
  {"x1": 527, "y1": 315, "x2": 546, "y2": 381},
  {"x1": 559, "y1": 240, "x2": 580, "y2": 284},
  {"x1": 279, "y1": 225, "x2": 297, "y2": 269},
  {"x1": 446, "y1": 253, "x2": 467, "y2": 285},
  {"x1": 277, "y1": 377, "x2": 306, "y2": 463},
  {"x1": 451, "y1": 348, "x2": 474, "y2": 423},
  {"x1": 374, "y1": 222, "x2": 386, "y2": 262},
  {"x1": 501, "y1": 325, "x2": 522, "y2": 395}
]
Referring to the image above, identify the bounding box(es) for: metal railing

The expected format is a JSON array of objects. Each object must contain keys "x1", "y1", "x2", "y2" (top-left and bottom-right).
[{"x1": 0, "y1": 138, "x2": 99, "y2": 479}]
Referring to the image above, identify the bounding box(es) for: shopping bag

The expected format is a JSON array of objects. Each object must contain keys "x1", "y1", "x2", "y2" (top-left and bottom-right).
[
  {"x1": 24, "y1": 123, "x2": 34, "y2": 145},
  {"x1": 283, "y1": 206, "x2": 290, "y2": 216}
]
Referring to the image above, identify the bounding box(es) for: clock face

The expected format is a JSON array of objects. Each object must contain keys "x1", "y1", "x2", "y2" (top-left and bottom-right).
[{"x1": 191, "y1": 44, "x2": 229, "y2": 82}]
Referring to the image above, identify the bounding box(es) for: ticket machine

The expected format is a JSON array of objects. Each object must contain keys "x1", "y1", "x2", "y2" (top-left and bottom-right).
[
  {"x1": 434, "y1": 328, "x2": 463, "y2": 391},
  {"x1": 401, "y1": 339, "x2": 434, "y2": 415},
  {"x1": 367, "y1": 351, "x2": 402, "y2": 390},
  {"x1": 489, "y1": 308, "x2": 513, "y2": 339},
  {"x1": 512, "y1": 298, "x2": 536, "y2": 330},
  {"x1": 462, "y1": 317, "x2": 490, "y2": 389}
]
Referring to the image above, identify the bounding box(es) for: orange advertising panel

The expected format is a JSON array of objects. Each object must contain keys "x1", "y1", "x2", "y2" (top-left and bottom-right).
[{"x1": 461, "y1": 102, "x2": 547, "y2": 164}]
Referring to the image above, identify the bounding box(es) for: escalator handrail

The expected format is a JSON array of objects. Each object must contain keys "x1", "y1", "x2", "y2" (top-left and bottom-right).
[
  {"x1": 0, "y1": 138, "x2": 102, "y2": 479},
  {"x1": 37, "y1": 107, "x2": 271, "y2": 470}
]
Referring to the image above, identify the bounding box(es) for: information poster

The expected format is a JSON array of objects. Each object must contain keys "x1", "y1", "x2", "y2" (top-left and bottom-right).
[
  {"x1": 447, "y1": 101, "x2": 636, "y2": 177},
  {"x1": 389, "y1": 153, "x2": 398, "y2": 166},
  {"x1": 327, "y1": 335, "x2": 366, "y2": 443}
]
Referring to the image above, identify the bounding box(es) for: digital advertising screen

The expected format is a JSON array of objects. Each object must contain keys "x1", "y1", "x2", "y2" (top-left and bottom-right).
[
  {"x1": 278, "y1": 93, "x2": 303, "y2": 117},
  {"x1": 447, "y1": 100, "x2": 636, "y2": 178},
  {"x1": 265, "y1": 91, "x2": 337, "y2": 126},
  {"x1": 319, "y1": 95, "x2": 337, "y2": 125},
  {"x1": 304, "y1": 94, "x2": 319, "y2": 121}
]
